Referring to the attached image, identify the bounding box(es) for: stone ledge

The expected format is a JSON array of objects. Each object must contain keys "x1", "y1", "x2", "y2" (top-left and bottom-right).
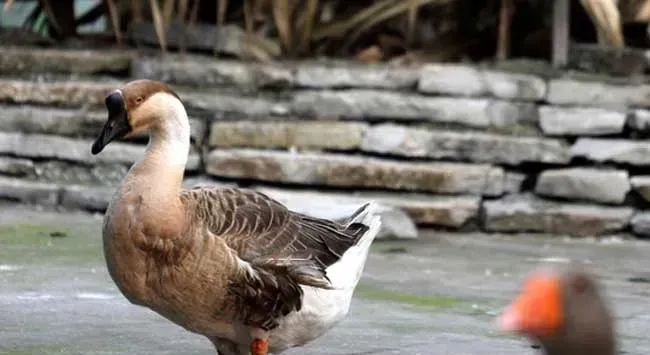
[
  {"x1": 535, "y1": 168, "x2": 630, "y2": 204},
  {"x1": 630, "y1": 212, "x2": 650, "y2": 237},
  {"x1": 0, "y1": 176, "x2": 60, "y2": 206},
  {"x1": 137, "y1": 56, "x2": 423, "y2": 90},
  {"x1": 182, "y1": 91, "x2": 291, "y2": 118},
  {"x1": 133, "y1": 55, "x2": 293, "y2": 89},
  {"x1": 539, "y1": 106, "x2": 626, "y2": 136},
  {"x1": 295, "y1": 63, "x2": 420, "y2": 89},
  {"x1": 0, "y1": 79, "x2": 118, "y2": 107},
  {"x1": 255, "y1": 187, "x2": 480, "y2": 229},
  {"x1": 208, "y1": 121, "x2": 367, "y2": 150},
  {"x1": 482, "y1": 194, "x2": 634, "y2": 236},
  {"x1": 628, "y1": 109, "x2": 650, "y2": 133},
  {"x1": 0, "y1": 46, "x2": 134, "y2": 75},
  {"x1": 547, "y1": 78, "x2": 650, "y2": 108},
  {"x1": 252, "y1": 187, "x2": 418, "y2": 240},
  {"x1": 205, "y1": 149, "x2": 505, "y2": 196},
  {"x1": 0, "y1": 105, "x2": 206, "y2": 143},
  {"x1": 292, "y1": 90, "x2": 537, "y2": 128},
  {"x1": 418, "y1": 64, "x2": 546, "y2": 101},
  {"x1": 0, "y1": 132, "x2": 201, "y2": 171},
  {"x1": 630, "y1": 176, "x2": 650, "y2": 202},
  {"x1": 0, "y1": 157, "x2": 34, "y2": 177},
  {"x1": 361, "y1": 123, "x2": 570, "y2": 165},
  {"x1": 571, "y1": 138, "x2": 650, "y2": 166},
  {"x1": 32, "y1": 161, "x2": 129, "y2": 186},
  {"x1": 0, "y1": 79, "x2": 292, "y2": 117},
  {"x1": 61, "y1": 184, "x2": 115, "y2": 212}
]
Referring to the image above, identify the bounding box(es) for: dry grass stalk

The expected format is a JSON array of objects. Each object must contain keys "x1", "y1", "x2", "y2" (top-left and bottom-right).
[
  {"x1": 106, "y1": 0, "x2": 123, "y2": 45},
  {"x1": 3, "y1": 0, "x2": 14, "y2": 13},
  {"x1": 296, "y1": 0, "x2": 319, "y2": 53},
  {"x1": 218, "y1": 0, "x2": 229, "y2": 25},
  {"x1": 163, "y1": 0, "x2": 176, "y2": 25},
  {"x1": 406, "y1": 0, "x2": 419, "y2": 45},
  {"x1": 341, "y1": 0, "x2": 450, "y2": 52},
  {"x1": 149, "y1": 0, "x2": 167, "y2": 52},
  {"x1": 272, "y1": 0, "x2": 293, "y2": 51},
  {"x1": 132, "y1": 0, "x2": 144, "y2": 23},
  {"x1": 40, "y1": 0, "x2": 62, "y2": 34},
  {"x1": 1, "y1": 0, "x2": 569, "y2": 64}
]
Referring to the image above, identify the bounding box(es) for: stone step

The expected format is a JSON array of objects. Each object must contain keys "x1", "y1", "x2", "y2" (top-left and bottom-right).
[
  {"x1": 631, "y1": 212, "x2": 650, "y2": 237},
  {"x1": 539, "y1": 106, "x2": 626, "y2": 136},
  {"x1": 535, "y1": 168, "x2": 630, "y2": 205},
  {"x1": 572, "y1": 138, "x2": 650, "y2": 166},
  {"x1": 0, "y1": 176, "x2": 60, "y2": 206},
  {"x1": 292, "y1": 89, "x2": 538, "y2": 128},
  {"x1": 209, "y1": 121, "x2": 368, "y2": 151},
  {"x1": 0, "y1": 79, "x2": 118, "y2": 107},
  {"x1": 182, "y1": 90, "x2": 291, "y2": 119},
  {"x1": 133, "y1": 54, "x2": 421, "y2": 90},
  {"x1": 361, "y1": 123, "x2": 570, "y2": 165},
  {"x1": 482, "y1": 193, "x2": 635, "y2": 237},
  {"x1": 0, "y1": 157, "x2": 34, "y2": 177},
  {"x1": 0, "y1": 132, "x2": 201, "y2": 171},
  {"x1": 418, "y1": 64, "x2": 547, "y2": 101},
  {"x1": 295, "y1": 62, "x2": 420, "y2": 90},
  {"x1": 134, "y1": 53, "x2": 550, "y2": 98},
  {"x1": 0, "y1": 46, "x2": 134, "y2": 75},
  {"x1": 5, "y1": 45, "x2": 650, "y2": 113},
  {"x1": 60, "y1": 184, "x2": 115, "y2": 212},
  {"x1": 232, "y1": 187, "x2": 419, "y2": 240},
  {"x1": 133, "y1": 54, "x2": 294, "y2": 89},
  {"x1": 208, "y1": 120, "x2": 570, "y2": 165},
  {"x1": 0, "y1": 175, "x2": 482, "y2": 238},
  {"x1": 3, "y1": 175, "x2": 638, "y2": 238},
  {"x1": 547, "y1": 78, "x2": 650, "y2": 108},
  {"x1": 0, "y1": 79, "x2": 542, "y2": 128},
  {"x1": 0, "y1": 79, "x2": 292, "y2": 120},
  {"x1": 252, "y1": 187, "x2": 480, "y2": 229},
  {"x1": 630, "y1": 176, "x2": 650, "y2": 202},
  {"x1": 0, "y1": 105, "x2": 206, "y2": 144},
  {"x1": 204, "y1": 149, "x2": 506, "y2": 196}
]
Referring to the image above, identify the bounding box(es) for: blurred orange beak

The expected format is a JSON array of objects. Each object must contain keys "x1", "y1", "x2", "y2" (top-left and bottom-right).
[{"x1": 497, "y1": 272, "x2": 563, "y2": 339}]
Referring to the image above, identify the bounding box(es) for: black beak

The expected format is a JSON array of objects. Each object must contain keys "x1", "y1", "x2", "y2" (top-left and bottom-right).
[{"x1": 91, "y1": 91, "x2": 132, "y2": 155}]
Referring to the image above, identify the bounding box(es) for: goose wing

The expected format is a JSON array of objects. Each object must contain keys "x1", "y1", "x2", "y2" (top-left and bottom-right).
[{"x1": 179, "y1": 186, "x2": 371, "y2": 330}]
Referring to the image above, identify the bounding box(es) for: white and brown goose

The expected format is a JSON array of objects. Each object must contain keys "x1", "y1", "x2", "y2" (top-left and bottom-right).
[{"x1": 90, "y1": 79, "x2": 382, "y2": 355}]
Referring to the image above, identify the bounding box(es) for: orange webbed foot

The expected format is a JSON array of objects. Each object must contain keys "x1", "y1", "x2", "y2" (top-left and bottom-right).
[{"x1": 251, "y1": 338, "x2": 268, "y2": 355}]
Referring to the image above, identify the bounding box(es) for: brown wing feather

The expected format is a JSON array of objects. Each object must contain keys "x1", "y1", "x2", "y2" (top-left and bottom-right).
[
  {"x1": 180, "y1": 187, "x2": 368, "y2": 268},
  {"x1": 179, "y1": 186, "x2": 371, "y2": 330}
]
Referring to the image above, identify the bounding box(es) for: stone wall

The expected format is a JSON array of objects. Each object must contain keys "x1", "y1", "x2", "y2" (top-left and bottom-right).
[{"x1": 1, "y1": 46, "x2": 650, "y2": 239}]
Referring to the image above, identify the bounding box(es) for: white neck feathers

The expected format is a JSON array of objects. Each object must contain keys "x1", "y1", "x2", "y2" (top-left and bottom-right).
[{"x1": 146, "y1": 92, "x2": 191, "y2": 168}]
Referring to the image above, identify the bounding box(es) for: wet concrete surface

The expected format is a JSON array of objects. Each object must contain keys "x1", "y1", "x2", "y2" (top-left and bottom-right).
[{"x1": 1, "y1": 202, "x2": 650, "y2": 354}]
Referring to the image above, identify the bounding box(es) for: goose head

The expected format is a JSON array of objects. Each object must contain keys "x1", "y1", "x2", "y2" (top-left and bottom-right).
[
  {"x1": 91, "y1": 79, "x2": 181, "y2": 155},
  {"x1": 497, "y1": 265, "x2": 616, "y2": 355}
]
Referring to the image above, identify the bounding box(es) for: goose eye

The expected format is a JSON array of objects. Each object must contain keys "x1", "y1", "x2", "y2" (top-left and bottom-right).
[{"x1": 135, "y1": 96, "x2": 143, "y2": 104}]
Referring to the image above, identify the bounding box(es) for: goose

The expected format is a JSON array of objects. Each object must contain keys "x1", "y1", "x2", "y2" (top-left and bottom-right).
[
  {"x1": 496, "y1": 265, "x2": 617, "y2": 355},
  {"x1": 89, "y1": 79, "x2": 382, "y2": 355}
]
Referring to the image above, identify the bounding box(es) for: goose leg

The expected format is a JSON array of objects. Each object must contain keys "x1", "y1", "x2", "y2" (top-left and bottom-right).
[
  {"x1": 251, "y1": 338, "x2": 268, "y2": 355},
  {"x1": 250, "y1": 328, "x2": 269, "y2": 355}
]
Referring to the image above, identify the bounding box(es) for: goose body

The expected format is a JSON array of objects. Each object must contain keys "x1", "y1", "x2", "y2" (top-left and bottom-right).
[{"x1": 91, "y1": 79, "x2": 382, "y2": 355}]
